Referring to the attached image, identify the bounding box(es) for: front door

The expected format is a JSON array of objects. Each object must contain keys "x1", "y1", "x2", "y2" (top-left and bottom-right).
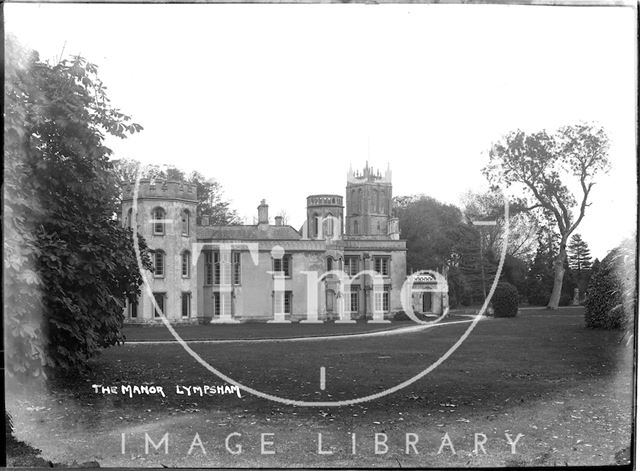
[
  {"x1": 326, "y1": 290, "x2": 334, "y2": 313},
  {"x1": 422, "y1": 293, "x2": 432, "y2": 313}
]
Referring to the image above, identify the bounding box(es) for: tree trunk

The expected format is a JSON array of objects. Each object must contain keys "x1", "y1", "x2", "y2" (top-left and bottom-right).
[{"x1": 547, "y1": 243, "x2": 567, "y2": 309}]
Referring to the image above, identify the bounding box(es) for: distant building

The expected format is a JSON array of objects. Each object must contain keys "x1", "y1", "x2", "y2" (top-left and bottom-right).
[{"x1": 121, "y1": 164, "x2": 446, "y2": 323}]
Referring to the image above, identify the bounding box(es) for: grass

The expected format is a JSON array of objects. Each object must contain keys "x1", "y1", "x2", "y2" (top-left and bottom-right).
[
  {"x1": 121, "y1": 318, "x2": 423, "y2": 342},
  {"x1": 6, "y1": 307, "x2": 633, "y2": 467}
]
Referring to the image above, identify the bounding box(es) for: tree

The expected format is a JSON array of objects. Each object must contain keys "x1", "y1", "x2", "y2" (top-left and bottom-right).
[
  {"x1": 568, "y1": 233, "x2": 592, "y2": 273},
  {"x1": 460, "y1": 190, "x2": 539, "y2": 262},
  {"x1": 4, "y1": 37, "x2": 152, "y2": 379},
  {"x1": 189, "y1": 171, "x2": 240, "y2": 225},
  {"x1": 394, "y1": 195, "x2": 465, "y2": 272},
  {"x1": 449, "y1": 222, "x2": 497, "y2": 303},
  {"x1": 395, "y1": 194, "x2": 500, "y2": 307},
  {"x1": 483, "y1": 123, "x2": 610, "y2": 309}
]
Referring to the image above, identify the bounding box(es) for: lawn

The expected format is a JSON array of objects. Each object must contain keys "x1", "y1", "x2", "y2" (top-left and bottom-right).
[
  {"x1": 121, "y1": 318, "x2": 425, "y2": 342},
  {"x1": 6, "y1": 307, "x2": 634, "y2": 467}
]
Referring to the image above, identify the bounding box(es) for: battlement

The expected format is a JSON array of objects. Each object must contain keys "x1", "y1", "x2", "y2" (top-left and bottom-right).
[
  {"x1": 122, "y1": 179, "x2": 198, "y2": 202},
  {"x1": 347, "y1": 162, "x2": 391, "y2": 184},
  {"x1": 307, "y1": 194, "x2": 343, "y2": 207}
]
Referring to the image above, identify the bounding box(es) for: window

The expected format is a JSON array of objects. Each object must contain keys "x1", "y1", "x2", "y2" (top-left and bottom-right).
[
  {"x1": 327, "y1": 257, "x2": 333, "y2": 272},
  {"x1": 214, "y1": 251, "x2": 221, "y2": 284},
  {"x1": 153, "y1": 292, "x2": 165, "y2": 318},
  {"x1": 349, "y1": 289, "x2": 359, "y2": 313},
  {"x1": 128, "y1": 297, "x2": 138, "y2": 318},
  {"x1": 353, "y1": 220, "x2": 359, "y2": 235},
  {"x1": 375, "y1": 190, "x2": 380, "y2": 213},
  {"x1": 181, "y1": 251, "x2": 191, "y2": 278},
  {"x1": 273, "y1": 254, "x2": 292, "y2": 277},
  {"x1": 351, "y1": 189, "x2": 356, "y2": 214},
  {"x1": 312, "y1": 213, "x2": 319, "y2": 238},
  {"x1": 126, "y1": 208, "x2": 133, "y2": 229},
  {"x1": 324, "y1": 214, "x2": 334, "y2": 237},
  {"x1": 374, "y1": 256, "x2": 390, "y2": 276},
  {"x1": 181, "y1": 292, "x2": 191, "y2": 317},
  {"x1": 374, "y1": 288, "x2": 390, "y2": 312},
  {"x1": 205, "y1": 251, "x2": 221, "y2": 285},
  {"x1": 284, "y1": 291, "x2": 292, "y2": 314},
  {"x1": 181, "y1": 209, "x2": 190, "y2": 236},
  {"x1": 344, "y1": 256, "x2": 359, "y2": 276},
  {"x1": 232, "y1": 251, "x2": 241, "y2": 285},
  {"x1": 205, "y1": 251, "x2": 213, "y2": 285},
  {"x1": 152, "y1": 208, "x2": 165, "y2": 235},
  {"x1": 213, "y1": 292, "x2": 220, "y2": 316},
  {"x1": 153, "y1": 250, "x2": 165, "y2": 278}
]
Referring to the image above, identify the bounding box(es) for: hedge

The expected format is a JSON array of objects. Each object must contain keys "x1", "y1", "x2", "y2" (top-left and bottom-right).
[
  {"x1": 584, "y1": 238, "x2": 636, "y2": 334},
  {"x1": 492, "y1": 282, "x2": 519, "y2": 317}
]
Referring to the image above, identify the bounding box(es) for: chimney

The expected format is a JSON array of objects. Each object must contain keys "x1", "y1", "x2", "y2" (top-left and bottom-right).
[
  {"x1": 274, "y1": 216, "x2": 283, "y2": 226},
  {"x1": 257, "y1": 199, "x2": 269, "y2": 228}
]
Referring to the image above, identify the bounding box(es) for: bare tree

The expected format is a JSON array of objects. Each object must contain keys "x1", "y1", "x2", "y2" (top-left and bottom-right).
[{"x1": 483, "y1": 123, "x2": 610, "y2": 309}]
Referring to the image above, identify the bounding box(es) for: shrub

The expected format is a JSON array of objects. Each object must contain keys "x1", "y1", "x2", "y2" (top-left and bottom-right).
[
  {"x1": 585, "y1": 238, "x2": 636, "y2": 335},
  {"x1": 526, "y1": 282, "x2": 550, "y2": 306},
  {"x1": 393, "y1": 311, "x2": 430, "y2": 322},
  {"x1": 491, "y1": 282, "x2": 519, "y2": 317}
]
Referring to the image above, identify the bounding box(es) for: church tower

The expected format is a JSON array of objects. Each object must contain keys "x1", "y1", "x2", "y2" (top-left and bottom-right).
[{"x1": 345, "y1": 163, "x2": 396, "y2": 238}]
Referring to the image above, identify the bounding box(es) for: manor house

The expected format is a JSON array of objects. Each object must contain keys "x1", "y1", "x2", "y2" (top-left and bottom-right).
[{"x1": 122, "y1": 164, "x2": 446, "y2": 323}]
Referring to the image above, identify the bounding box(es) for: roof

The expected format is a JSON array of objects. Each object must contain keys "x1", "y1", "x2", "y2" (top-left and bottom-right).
[{"x1": 196, "y1": 224, "x2": 302, "y2": 241}]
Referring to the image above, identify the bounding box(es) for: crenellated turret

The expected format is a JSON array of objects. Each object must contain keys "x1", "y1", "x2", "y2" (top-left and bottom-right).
[
  {"x1": 122, "y1": 179, "x2": 198, "y2": 203},
  {"x1": 121, "y1": 179, "x2": 198, "y2": 324},
  {"x1": 304, "y1": 194, "x2": 344, "y2": 240}
]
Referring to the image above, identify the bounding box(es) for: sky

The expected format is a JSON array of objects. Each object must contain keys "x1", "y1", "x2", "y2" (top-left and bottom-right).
[{"x1": 5, "y1": 2, "x2": 637, "y2": 259}]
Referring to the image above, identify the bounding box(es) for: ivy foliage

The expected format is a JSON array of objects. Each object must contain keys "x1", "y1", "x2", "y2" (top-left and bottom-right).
[{"x1": 4, "y1": 36, "x2": 152, "y2": 379}]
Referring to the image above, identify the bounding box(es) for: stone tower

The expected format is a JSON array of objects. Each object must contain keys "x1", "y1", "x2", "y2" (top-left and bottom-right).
[
  {"x1": 121, "y1": 179, "x2": 199, "y2": 323},
  {"x1": 305, "y1": 194, "x2": 344, "y2": 240},
  {"x1": 345, "y1": 163, "x2": 396, "y2": 238}
]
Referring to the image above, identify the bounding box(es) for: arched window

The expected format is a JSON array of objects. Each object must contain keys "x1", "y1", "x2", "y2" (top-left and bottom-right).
[
  {"x1": 351, "y1": 189, "x2": 356, "y2": 214},
  {"x1": 380, "y1": 190, "x2": 386, "y2": 214},
  {"x1": 327, "y1": 257, "x2": 333, "y2": 272},
  {"x1": 354, "y1": 220, "x2": 359, "y2": 235},
  {"x1": 357, "y1": 188, "x2": 362, "y2": 213},
  {"x1": 153, "y1": 250, "x2": 165, "y2": 278},
  {"x1": 325, "y1": 213, "x2": 334, "y2": 237},
  {"x1": 152, "y1": 207, "x2": 165, "y2": 235},
  {"x1": 181, "y1": 250, "x2": 191, "y2": 278},
  {"x1": 375, "y1": 190, "x2": 380, "y2": 213},
  {"x1": 126, "y1": 208, "x2": 133, "y2": 229},
  {"x1": 181, "y1": 209, "x2": 190, "y2": 236}
]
